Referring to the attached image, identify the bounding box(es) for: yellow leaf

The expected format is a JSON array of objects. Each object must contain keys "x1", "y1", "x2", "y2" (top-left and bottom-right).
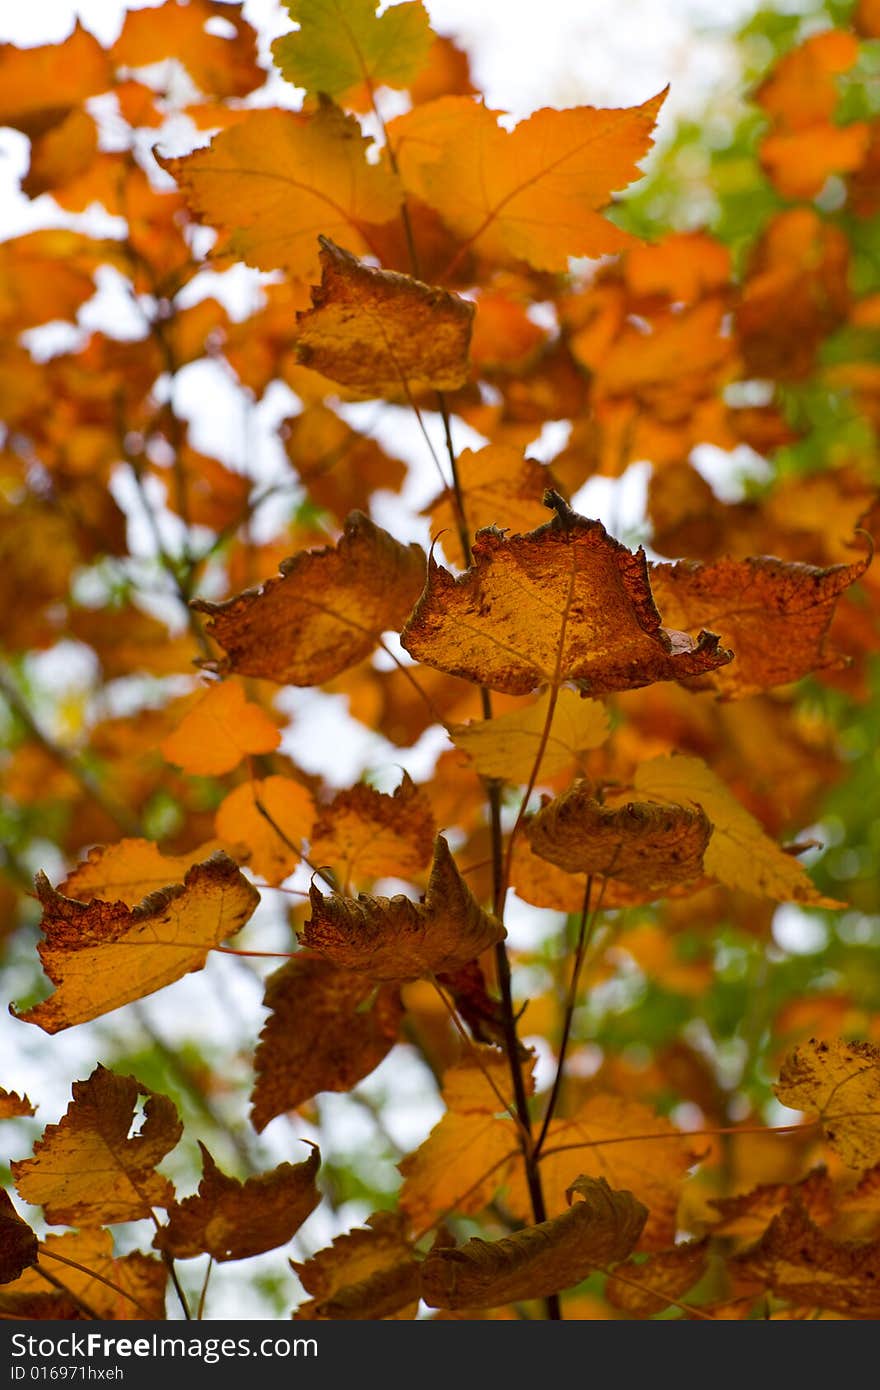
[
  {"x1": 292, "y1": 1211, "x2": 419, "y2": 1320},
  {"x1": 451, "y1": 687, "x2": 609, "y2": 784},
  {"x1": 775, "y1": 1037, "x2": 880, "y2": 1168},
  {"x1": 215, "y1": 776, "x2": 315, "y2": 885},
  {"x1": 160, "y1": 680, "x2": 280, "y2": 776}
]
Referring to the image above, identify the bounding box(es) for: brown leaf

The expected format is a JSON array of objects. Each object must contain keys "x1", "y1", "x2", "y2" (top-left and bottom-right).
[
  {"x1": 1, "y1": 1229, "x2": 167, "y2": 1320},
  {"x1": 302, "y1": 834, "x2": 505, "y2": 981},
  {"x1": 649, "y1": 550, "x2": 872, "y2": 699},
  {"x1": 156, "y1": 1144, "x2": 320, "y2": 1261},
  {"x1": 402, "y1": 493, "x2": 730, "y2": 695},
  {"x1": 309, "y1": 772, "x2": 435, "y2": 890},
  {"x1": 0, "y1": 1190, "x2": 38, "y2": 1284},
  {"x1": 421, "y1": 1175, "x2": 646, "y2": 1309},
  {"x1": 295, "y1": 237, "x2": 473, "y2": 396},
  {"x1": 604, "y1": 1239, "x2": 709, "y2": 1316},
  {"x1": 526, "y1": 788, "x2": 711, "y2": 892},
  {"x1": 0, "y1": 1088, "x2": 36, "y2": 1119},
  {"x1": 733, "y1": 1199, "x2": 880, "y2": 1318},
  {"x1": 12, "y1": 1066, "x2": 181, "y2": 1225},
  {"x1": 292, "y1": 1211, "x2": 419, "y2": 1320},
  {"x1": 775, "y1": 1038, "x2": 880, "y2": 1168},
  {"x1": 251, "y1": 953, "x2": 403, "y2": 1132},
  {"x1": 192, "y1": 512, "x2": 425, "y2": 686},
  {"x1": 14, "y1": 851, "x2": 259, "y2": 1033}
]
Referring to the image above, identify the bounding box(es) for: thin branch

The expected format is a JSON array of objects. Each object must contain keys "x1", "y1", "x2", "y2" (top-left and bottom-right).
[
  {"x1": 596, "y1": 1265, "x2": 715, "y2": 1321},
  {"x1": 430, "y1": 975, "x2": 526, "y2": 1135}
]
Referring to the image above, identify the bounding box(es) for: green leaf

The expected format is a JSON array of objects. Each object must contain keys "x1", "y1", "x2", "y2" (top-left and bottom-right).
[{"x1": 273, "y1": 0, "x2": 433, "y2": 101}]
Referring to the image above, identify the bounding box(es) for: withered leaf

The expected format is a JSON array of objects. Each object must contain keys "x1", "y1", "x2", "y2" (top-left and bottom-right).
[
  {"x1": 450, "y1": 686, "x2": 609, "y2": 783},
  {"x1": 1, "y1": 1229, "x2": 167, "y2": 1320},
  {"x1": 604, "y1": 1239, "x2": 709, "y2": 1316},
  {"x1": 193, "y1": 512, "x2": 426, "y2": 686},
  {"x1": 421, "y1": 1175, "x2": 646, "y2": 1309},
  {"x1": 12, "y1": 1066, "x2": 181, "y2": 1226},
  {"x1": 402, "y1": 494, "x2": 730, "y2": 696},
  {"x1": 15, "y1": 851, "x2": 259, "y2": 1033},
  {"x1": 292, "y1": 1211, "x2": 419, "y2": 1320},
  {"x1": 302, "y1": 834, "x2": 505, "y2": 981},
  {"x1": 733, "y1": 1200, "x2": 880, "y2": 1318},
  {"x1": 650, "y1": 550, "x2": 872, "y2": 699},
  {"x1": 775, "y1": 1038, "x2": 880, "y2": 1168},
  {"x1": 156, "y1": 1143, "x2": 320, "y2": 1261},
  {"x1": 295, "y1": 238, "x2": 473, "y2": 396},
  {"x1": 309, "y1": 772, "x2": 435, "y2": 890},
  {"x1": 526, "y1": 788, "x2": 711, "y2": 892},
  {"x1": 251, "y1": 953, "x2": 403, "y2": 1132},
  {"x1": 0, "y1": 1088, "x2": 35, "y2": 1119},
  {"x1": 0, "y1": 1190, "x2": 38, "y2": 1284}
]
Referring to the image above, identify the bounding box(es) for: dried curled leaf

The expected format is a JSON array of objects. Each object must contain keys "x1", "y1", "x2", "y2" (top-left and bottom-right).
[
  {"x1": 402, "y1": 494, "x2": 730, "y2": 696},
  {"x1": 156, "y1": 1143, "x2": 320, "y2": 1261},
  {"x1": 526, "y1": 788, "x2": 711, "y2": 892},
  {"x1": 634, "y1": 755, "x2": 842, "y2": 908},
  {"x1": 650, "y1": 550, "x2": 872, "y2": 699},
  {"x1": 0, "y1": 1191, "x2": 38, "y2": 1284},
  {"x1": 302, "y1": 834, "x2": 505, "y2": 980},
  {"x1": 0, "y1": 1088, "x2": 35, "y2": 1119},
  {"x1": 775, "y1": 1038, "x2": 880, "y2": 1168},
  {"x1": 451, "y1": 686, "x2": 609, "y2": 783},
  {"x1": 733, "y1": 1200, "x2": 880, "y2": 1318},
  {"x1": 251, "y1": 953, "x2": 403, "y2": 1132},
  {"x1": 292, "y1": 1211, "x2": 419, "y2": 1320},
  {"x1": 14, "y1": 851, "x2": 259, "y2": 1033},
  {"x1": 421, "y1": 1176, "x2": 647, "y2": 1309},
  {"x1": 295, "y1": 237, "x2": 473, "y2": 395},
  {"x1": 604, "y1": 1239, "x2": 709, "y2": 1316},
  {"x1": 193, "y1": 512, "x2": 425, "y2": 686},
  {"x1": 159, "y1": 680, "x2": 280, "y2": 776},
  {"x1": 12, "y1": 1066, "x2": 181, "y2": 1226}
]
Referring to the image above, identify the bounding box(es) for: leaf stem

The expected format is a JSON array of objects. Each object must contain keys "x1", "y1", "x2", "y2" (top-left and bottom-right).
[{"x1": 39, "y1": 1250, "x2": 153, "y2": 1318}]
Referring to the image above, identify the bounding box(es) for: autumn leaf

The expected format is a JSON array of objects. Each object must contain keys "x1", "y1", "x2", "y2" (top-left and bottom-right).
[
  {"x1": 649, "y1": 550, "x2": 872, "y2": 699},
  {"x1": 775, "y1": 1038, "x2": 880, "y2": 1168},
  {"x1": 292, "y1": 1211, "x2": 419, "y2": 1320},
  {"x1": 57, "y1": 839, "x2": 221, "y2": 906},
  {"x1": 0, "y1": 22, "x2": 112, "y2": 135},
  {"x1": 421, "y1": 1176, "x2": 647, "y2": 1309},
  {"x1": 193, "y1": 511, "x2": 426, "y2": 686},
  {"x1": 4, "y1": 1229, "x2": 166, "y2": 1321},
  {"x1": 394, "y1": 91, "x2": 666, "y2": 270},
  {"x1": 14, "y1": 851, "x2": 259, "y2": 1033},
  {"x1": 634, "y1": 754, "x2": 842, "y2": 907},
  {"x1": 426, "y1": 445, "x2": 557, "y2": 568},
  {"x1": 403, "y1": 493, "x2": 730, "y2": 696},
  {"x1": 159, "y1": 102, "x2": 401, "y2": 283},
  {"x1": 12, "y1": 1066, "x2": 181, "y2": 1225},
  {"x1": 451, "y1": 686, "x2": 609, "y2": 783},
  {"x1": 111, "y1": 0, "x2": 263, "y2": 99},
  {"x1": 215, "y1": 775, "x2": 315, "y2": 884},
  {"x1": 0, "y1": 1088, "x2": 35, "y2": 1119},
  {"x1": 282, "y1": 403, "x2": 406, "y2": 521},
  {"x1": 604, "y1": 1239, "x2": 709, "y2": 1316},
  {"x1": 732, "y1": 1200, "x2": 880, "y2": 1318},
  {"x1": 526, "y1": 788, "x2": 711, "y2": 893},
  {"x1": 309, "y1": 772, "x2": 435, "y2": 889},
  {"x1": 156, "y1": 1143, "x2": 320, "y2": 1261},
  {"x1": 273, "y1": 0, "x2": 433, "y2": 104},
  {"x1": 302, "y1": 834, "x2": 505, "y2": 980},
  {"x1": 251, "y1": 953, "x2": 403, "y2": 1131},
  {"x1": 160, "y1": 680, "x2": 280, "y2": 776},
  {"x1": 295, "y1": 237, "x2": 474, "y2": 396},
  {"x1": 0, "y1": 1191, "x2": 38, "y2": 1284}
]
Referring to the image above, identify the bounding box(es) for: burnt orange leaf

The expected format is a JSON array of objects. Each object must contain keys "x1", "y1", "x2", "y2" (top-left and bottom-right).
[
  {"x1": 526, "y1": 789, "x2": 711, "y2": 893},
  {"x1": 281, "y1": 404, "x2": 406, "y2": 521},
  {"x1": 395, "y1": 91, "x2": 666, "y2": 270},
  {"x1": 708, "y1": 1169, "x2": 835, "y2": 1242},
  {"x1": 1, "y1": 1229, "x2": 166, "y2": 1320},
  {"x1": 302, "y1": 834, "x2": 505, "y2": 980},
  {"x1": 421, "y1": 1176, "x2": 646, "y2": 1309},
  {"x1": 111, "y1": 0, "x2": 263, "y2": 99},
  {"x1": 775, "y1": 1038, "x2": 880, "y2": 1168},
  {"x1": 0, "y1": 1088, "x2": 35, "y2": 1119},
  {"x1": 426, "y1": 445, "x2": 556, "y2": 568},
  {"x1": 159, "y1": 103, "x2": 401, "y2": 283},
  {"x1": 450, "y1": 686, "x2": 609, "y2": 783},
  {"x1": 21, "y1": 107, "x2": 98, "y2": 201},
  {"x1": 215, "y1": 776, "x2": 315, "y2": 884},
  {"x1": 0, "y1": 21, "x2": 112, "y2": 136},
  {"x1": 402, "y1": 494, "x2": 730, "y2": 696},
  {"x1": 634, "y1": 755, "x2": 843, "y2": 908},
  {"x1": 15, "y1": 852, "x2": 259, "y2": 1033},
  {"x1": 756, "y1": 29, "x2": 859, "y2": 131},
  {"x1": 0, "y1": 231, "x2": 108, "y2": 332},
  {"x1": 160, "y1": 680, "x2": 280, "y2": 777},
  {"x1": 193, "y1": 512, "x2": 425, "y2": 686},
  {"x1": 760, "y1": 122, "x2": 870, "y2": 200},
  {"x1": 12, "y1": 1066, "x2": 181, "y2": 1225},
  {"x1": 732, "y1": 1200, "x2": 880, "y2": 1319},
  {"x1": 604, "y1": 1239, "x2": 709, "y2": 1316},
  {"x1": 649, "y1": 550, "x2": 872, "y2": 699},
  {"x1": 251, "y1": 953, "x2": 403, "y2": 1131},
  {"x1": 0, "y1": 1191, "x2": 38, "y2": 1284},
  {"x1": 273, "y1": 0, "x2": 433, "y2": 103},
  {"x1": 292, "y1": 1211, "x2": 419, "y2": 1320},
  {"x1": 295, "y1": 237, "x2": 473, "y2": 396},
  {"x1": 156, "y1": 1143, "x2": 320, "y2": 1261},
  {"x1": 309, "y1": 772, "x2": 435, "y2": 889}
]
